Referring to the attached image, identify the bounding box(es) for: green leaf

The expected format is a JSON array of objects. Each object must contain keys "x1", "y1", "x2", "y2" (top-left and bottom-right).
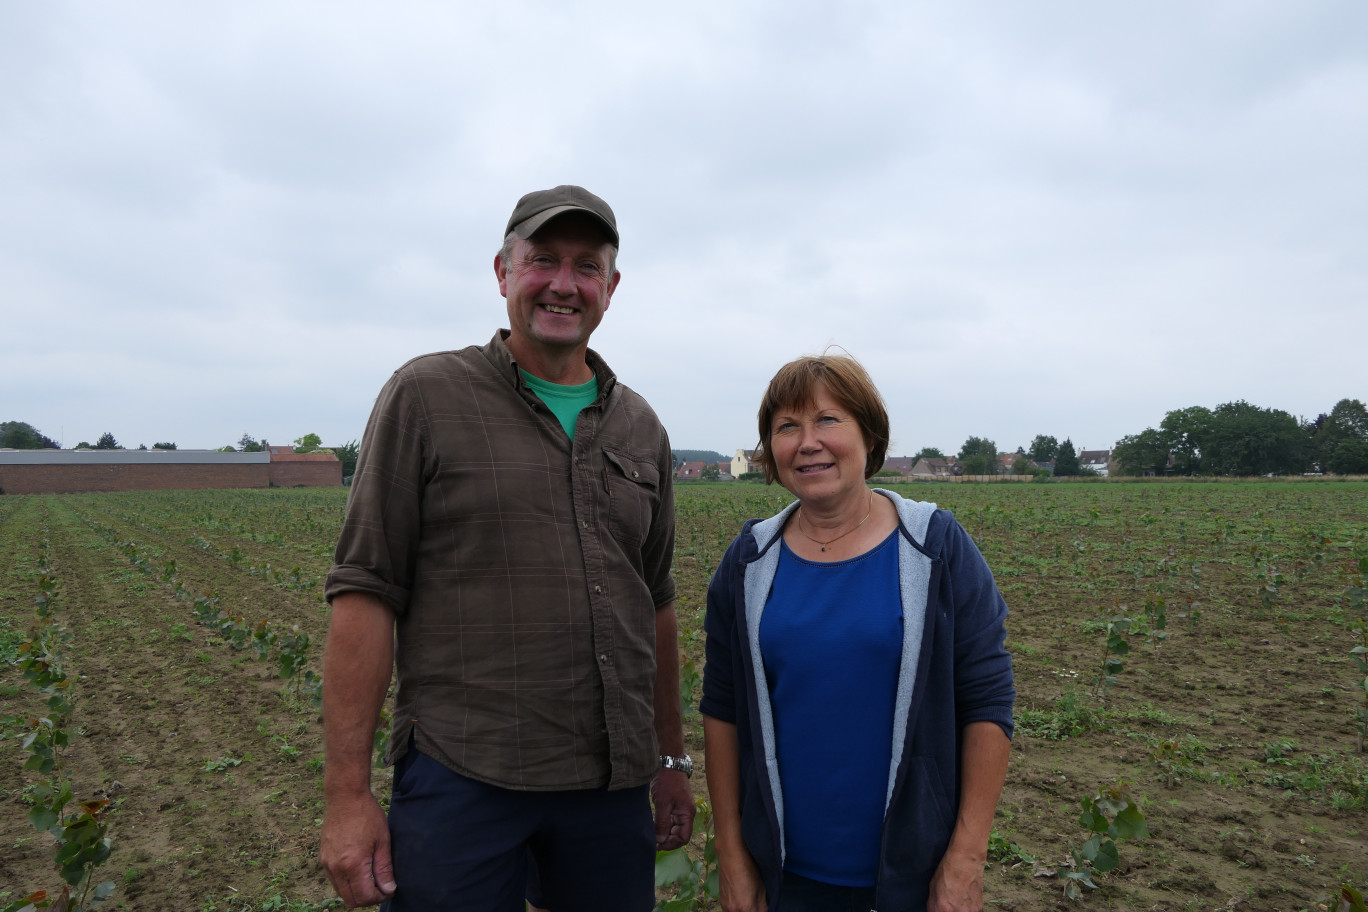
[
  {"x1": 1088, "y1": 837, "x2": 1121, "y2": 873},
  {"x1": 654, "y1": 848, "x2": 694, "y2": 887},
  {"x1": 29, "y1": 806, "x2": 58, "y2": 832},
  {"x1": 1112, "y1": 805, "x2": 1149, "y2": 840}
]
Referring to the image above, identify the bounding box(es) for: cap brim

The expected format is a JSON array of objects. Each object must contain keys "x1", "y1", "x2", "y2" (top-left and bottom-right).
[{"x1": 510, "y1": 205, "x2": 619, "y2": 245}]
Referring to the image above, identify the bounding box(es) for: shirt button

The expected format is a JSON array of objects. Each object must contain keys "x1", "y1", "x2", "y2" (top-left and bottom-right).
[
  {"x1": 581, "y1": 520, "x2": 588, "y2": 529},
  {"x1": 599, "y1": 654, "x2": 609, "y2": 664},
  {"x1": 632, "y1": 470, "x2": 639, "y2": 478},
  {"x1": 594, "y1": 585, "x2": 602, "y2": 593}
]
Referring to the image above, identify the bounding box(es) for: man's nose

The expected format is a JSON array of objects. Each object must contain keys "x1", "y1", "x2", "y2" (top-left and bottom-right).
[{"x1": 548, "y1": 260, "x2": 576, "y2": 294}]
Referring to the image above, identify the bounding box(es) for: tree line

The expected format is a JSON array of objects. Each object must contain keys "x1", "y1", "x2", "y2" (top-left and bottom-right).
[{"x1": 1111, "y1": 398, "x2": 1368, "y2": 477}]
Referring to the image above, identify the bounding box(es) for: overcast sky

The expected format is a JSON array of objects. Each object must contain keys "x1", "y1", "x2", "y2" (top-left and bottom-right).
[{"x1": 4, "y1": 2, "x2": 1365, "y2": 458}]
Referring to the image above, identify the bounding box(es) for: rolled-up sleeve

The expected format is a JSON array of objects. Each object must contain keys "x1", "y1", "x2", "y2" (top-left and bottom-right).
[
  {"x1": 642, "y1": 426, "x2": 678, "y2": 610},
  {"x1": 324, "y1": 367, "x2": 427, "y2": 615}
]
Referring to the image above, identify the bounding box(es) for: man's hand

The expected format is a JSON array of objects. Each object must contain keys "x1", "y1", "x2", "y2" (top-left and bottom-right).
[
  {"x1": 650, "y1": 768, "x2": 695, "y2": 850},
  {"x1": 926, "y1": 844, "x2": 985, "y2": 912},
  {"x1": 320, "y1": 792, "x2": 397, "y2": 908}
]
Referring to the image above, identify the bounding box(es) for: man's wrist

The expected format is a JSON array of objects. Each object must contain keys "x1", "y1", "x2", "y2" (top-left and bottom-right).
[{"x1": 659, "y1": 753, "x2": 693, "y2": 778}]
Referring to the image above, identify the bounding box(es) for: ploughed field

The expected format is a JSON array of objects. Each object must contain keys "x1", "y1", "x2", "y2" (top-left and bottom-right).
[{"x1": 1, "y1": 482, "x2": 1366, "y2": 911}]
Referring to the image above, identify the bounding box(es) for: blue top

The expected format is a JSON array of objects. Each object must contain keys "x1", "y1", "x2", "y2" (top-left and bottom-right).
[{"x1": 760, "y1": 531, "x2": 902, "y2": 886}]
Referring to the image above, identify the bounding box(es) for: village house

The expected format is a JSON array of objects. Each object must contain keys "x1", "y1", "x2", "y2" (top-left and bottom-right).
[
  {"x1": 998, "y1": 453, "x2": 1036, "y2": 473},
  {"x1": 731, "y1": 449, "x2": 759, "y2": 478},
  {"x1": 675, "y1": 460, "x2": 709, "y2": 480},
  {"x1": 910, "y1": 456, "x2": 961, "y2": 478},
  {"x1": 1078, "y1": 449, "x2": 1113, "y2": 477},
  {"x1": 880, "y1": 456, "x2": 915, "y2": 476}
]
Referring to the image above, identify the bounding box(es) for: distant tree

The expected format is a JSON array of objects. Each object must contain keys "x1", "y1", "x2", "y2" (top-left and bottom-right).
[
  {"x1": 94, "y1": 432, "x2": 121, "y2": 450},
  {"x1": 738, "y1": 471, "x2": 765, "y2": 483},
  {"x1": 75, "y1": 441, "x2": 92, "y2": 450},
  {"x1": 333, "y1": 440, "x2": 360, "y2": 478},
  {"x1": 153, "y1": 442, "x2": 177, "y2": 450},
  {"x1": 912, "y1": 446, "x2": 945, "y2": 461},
  {"x1": 137, "y1": 444, "x2": 148, "y2": 450},
  {"x1": 1204, "y1": 400, "x2": 1306, "y2": 475},
  {"x1": 1312, "y1": 398, "x2": 1368, "y2": 474},
  {"x1": 0, "y1": 421, "x2": 60, "y2": 449},
  {"x1": 294, "y1": 432, "x2": 323, "y2": 451},
  {"x1": 957, "y1": 436, "x2": 999, "y2": 476},
  {"x1": 1159, "y1": 406, "x2": 1213, "y2": 475},
  {"x1": 1010, "y1": 455, "x2": 1036, "y2": 476},
  {"x1": 239, "y1": 433, "x2": 264, "y2": 453},
  {"x1": 1054, "y1": 439, "x2": 1081, "y2": 476},
  {"x1": 1028, "y1": 435, "x2": 1059, "y2": 463},
  {"x1": 216, "y1": 446, "x2": 236, "y2": 453},
  {"x1": 701, "y1": 463, "x2": 721, "y2": 480},
  {"x1": 1327, "y1": 437, "x2": 1368, "y2": 475},
  {"x1": 1113, "y1": 429, "x2": 1169, "y2": 477}
]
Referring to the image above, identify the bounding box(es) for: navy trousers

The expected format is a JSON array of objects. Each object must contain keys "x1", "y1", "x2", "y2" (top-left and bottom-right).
[{"x1": 382, "y1": 749, "x2": 655, "y2": 912}]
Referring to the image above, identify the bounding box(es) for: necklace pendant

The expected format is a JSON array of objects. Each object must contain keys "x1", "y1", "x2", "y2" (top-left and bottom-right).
[{"x1": 820, "y1": 545, "x2": 826, "y2": 552}]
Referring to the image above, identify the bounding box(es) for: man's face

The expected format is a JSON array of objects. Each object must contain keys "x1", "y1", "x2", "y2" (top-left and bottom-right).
[{"x1": 497, "y1": 212, "x2": 620, "y2": 362}]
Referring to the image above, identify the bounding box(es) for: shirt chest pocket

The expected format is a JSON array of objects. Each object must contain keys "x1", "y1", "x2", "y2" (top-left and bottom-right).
[{"x1": 603, "y1": 448, "x2": 660, "y2": 548}]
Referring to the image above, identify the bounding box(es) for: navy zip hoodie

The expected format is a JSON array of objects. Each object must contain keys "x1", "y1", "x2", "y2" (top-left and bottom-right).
[{"x1": 700, "y1": 489, "x2": 1015, "y2": 912}]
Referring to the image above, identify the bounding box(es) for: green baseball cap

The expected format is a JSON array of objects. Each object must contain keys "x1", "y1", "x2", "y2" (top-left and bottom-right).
[{"x1": 505, "y1": 185, "x2": 619, "y2": 246}]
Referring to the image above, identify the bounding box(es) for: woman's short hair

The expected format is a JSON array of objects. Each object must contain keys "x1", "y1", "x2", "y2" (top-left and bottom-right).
[{"x1": 755, "y1": 353, "x2": 890, "y2": 484}]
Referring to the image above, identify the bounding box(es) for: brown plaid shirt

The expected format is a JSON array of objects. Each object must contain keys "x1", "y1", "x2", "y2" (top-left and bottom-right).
[{"x1": 326, "y1": 331, "x2": 676, "y2": 791}]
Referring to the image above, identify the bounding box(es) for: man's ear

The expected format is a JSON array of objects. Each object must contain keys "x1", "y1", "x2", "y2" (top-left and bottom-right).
[
  {"x1": 604, "y1": 269, "x2": 621, "y2": 309},
  {"x1": 495, "y1": 253, "x2": 508, "y2": 297}
]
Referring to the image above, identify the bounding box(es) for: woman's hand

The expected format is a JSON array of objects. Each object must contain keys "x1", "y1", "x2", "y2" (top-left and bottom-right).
[
  {"x1": 926, "y1": 844, "x2": 985, "y2": 912},
  {"x1": 716, "y1": 844, "x2": 767, "y2": 912}
]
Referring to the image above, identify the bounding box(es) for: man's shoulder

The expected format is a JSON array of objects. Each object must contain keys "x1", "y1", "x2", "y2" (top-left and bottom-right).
[
  {"x1": 602, "y1": 379, "x2": 670, "y2": 452},
  {"x1": 392, "y1": 345, "x2": 486, "y2": 377},
  {"x1": 608, "y1": 379, "x2": 662, "y2": 419}
]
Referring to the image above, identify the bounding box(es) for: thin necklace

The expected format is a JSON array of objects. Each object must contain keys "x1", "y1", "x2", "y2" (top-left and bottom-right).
[{"x1": 797, "y1": 492, "x2": 874, "y2": 552}]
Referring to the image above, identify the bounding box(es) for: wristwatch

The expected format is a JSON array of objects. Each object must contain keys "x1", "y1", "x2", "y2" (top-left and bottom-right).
[{"x1": 660, "y1": 753, "x2": 693, "y2": 778}]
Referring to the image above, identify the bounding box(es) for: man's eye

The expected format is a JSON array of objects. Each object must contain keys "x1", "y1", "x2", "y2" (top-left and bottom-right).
[{"x1": 532, "y1": 255, "x2": 556, "y2": 267}]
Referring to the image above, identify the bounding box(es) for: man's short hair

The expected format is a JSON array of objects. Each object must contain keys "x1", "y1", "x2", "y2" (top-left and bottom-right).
[
  {"x1": 498, "y1": 228, "x2": 618, "y2": 278},
  {"x1": 754, "y1": 353, "x2": 890, "y2": 484}
]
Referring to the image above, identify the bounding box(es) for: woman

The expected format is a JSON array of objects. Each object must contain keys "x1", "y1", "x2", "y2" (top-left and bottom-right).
[{"x1": 700, "y1": 354, "x2": 1015, "y2": 912}]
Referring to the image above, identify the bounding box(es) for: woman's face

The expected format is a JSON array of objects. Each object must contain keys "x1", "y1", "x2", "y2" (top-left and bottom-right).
[{"x1": 768, "y1": 385, "x2": 870, "y2": 507}]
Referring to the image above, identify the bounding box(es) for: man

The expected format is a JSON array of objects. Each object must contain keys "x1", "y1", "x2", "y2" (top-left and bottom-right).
[{"x1": 320, "y1": 185, "x2": 694, "y2": 911}]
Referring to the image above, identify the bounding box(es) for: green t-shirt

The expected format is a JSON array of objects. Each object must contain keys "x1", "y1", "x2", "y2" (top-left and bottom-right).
[{"x1": 520, "y1": 370, "x2": 599, "y2": 441}]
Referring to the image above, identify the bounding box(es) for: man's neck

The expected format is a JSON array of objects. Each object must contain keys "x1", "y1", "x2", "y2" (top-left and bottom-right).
[{"x1": 507, "y1": 337, "x2": 594, "y2": 385}]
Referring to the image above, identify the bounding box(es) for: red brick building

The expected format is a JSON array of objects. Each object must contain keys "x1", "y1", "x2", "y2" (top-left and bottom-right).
[{"x1": 0, "y1": 448, "x2": 342, "y2": 495}]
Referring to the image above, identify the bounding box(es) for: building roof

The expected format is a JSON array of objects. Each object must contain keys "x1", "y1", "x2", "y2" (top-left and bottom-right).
[{"x1": 0, "y1": 449, "x2": 270, "y2": 465}]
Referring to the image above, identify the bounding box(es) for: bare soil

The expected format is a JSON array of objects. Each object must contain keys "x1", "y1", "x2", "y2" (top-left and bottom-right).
[{"x1": 2, "y1": 482, "x2": 1366, "y2": 912}]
